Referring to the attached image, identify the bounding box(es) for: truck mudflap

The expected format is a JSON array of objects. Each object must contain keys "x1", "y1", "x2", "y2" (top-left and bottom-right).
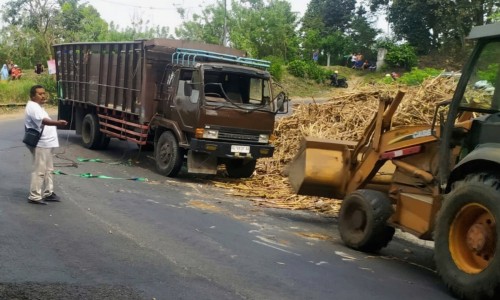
[{"x1": 189, "y1": 138, "x2": 274, "y2": 159}]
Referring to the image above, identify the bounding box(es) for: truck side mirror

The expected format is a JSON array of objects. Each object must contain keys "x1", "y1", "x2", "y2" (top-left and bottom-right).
[{"x1": 275, "y1": 91, "x2": 288, "y2": 113}]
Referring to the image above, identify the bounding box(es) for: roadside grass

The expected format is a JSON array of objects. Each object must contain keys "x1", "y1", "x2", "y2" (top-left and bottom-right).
[
  {"x1": 0, "y1": 72, "x2": 57, "y2": 105},
  {"x1": 0, "y1": 80, "x2": 34, "y2": 104},
  {"x1": 281, "y1": 65, "x2": 393, "y2": 98}
]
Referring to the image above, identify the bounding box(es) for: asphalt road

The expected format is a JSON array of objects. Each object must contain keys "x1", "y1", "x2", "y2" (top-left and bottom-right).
[{"x1": 0, "y1": 114, "x2": 455, "y2": 300}]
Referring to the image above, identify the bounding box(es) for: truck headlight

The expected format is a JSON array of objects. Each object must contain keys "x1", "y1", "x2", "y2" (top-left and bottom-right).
[
  {"x1": 203, "y1": 129, "x2": 219, "y2": 139},
  {"x1": 258, "y1": 134, "x2": 269, "y2": 143}
]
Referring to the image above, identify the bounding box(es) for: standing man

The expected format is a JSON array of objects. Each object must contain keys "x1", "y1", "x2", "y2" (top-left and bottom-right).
[
  {"x1": 25, "y1": 85, "x2": 68, "y2": 205},
  {"x1": 313, "y1": 50, "x2": 319, "y2": 63}
]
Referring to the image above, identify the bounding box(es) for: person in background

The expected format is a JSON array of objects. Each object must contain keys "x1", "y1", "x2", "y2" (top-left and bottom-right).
[
  {"x1": 7, "y1": 60, "x2": 14, "y2": 76},
  {"x1": 330, "y1": 70, "x2": 339, "y2": 86},
  {"x1": 11, "y1": 65, "x2": 22, "y2": 80},
  {"x1": 25, "y1": 85, "x2": 68, "y2": 205},
  {"x1": 351, "y1": 53, "x2": 357, "y2": 67},
  {"x1": 1, "y1": 64, "x2": 8, "y2": 80},
  {"x1": 362, "y1": 60, "x2": 371, "y2": 70},
  {"x1": 35, "y1": 62, "x2": 44, "y2": 74},
  {"x1": 313, "y1": 50, "x2": 319, "y2": 63}
]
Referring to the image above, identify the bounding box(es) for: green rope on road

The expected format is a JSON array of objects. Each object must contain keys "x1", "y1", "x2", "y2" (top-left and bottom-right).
[
  {"x1": 77, "y1": 157, "x2": 133, "y2": 166},
  {"x1": 53, "y1": 170, "x2": 148, "y2": 182},
  {"x1": 76, "y1": 157, "x2": 104, "y2": 163}
]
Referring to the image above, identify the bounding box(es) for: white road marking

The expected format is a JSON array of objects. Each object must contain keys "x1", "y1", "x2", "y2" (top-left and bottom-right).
[
  {"x1": 334, "y1": 251, "x2": 357, "y2": 261},
  {"x1": 253, "y1": 240, "x2": 301, "y2": 256}
]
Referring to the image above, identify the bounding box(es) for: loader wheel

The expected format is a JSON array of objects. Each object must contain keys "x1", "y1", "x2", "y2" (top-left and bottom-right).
[
  {"x1": 435, "y1": 173, "x2": 500, "y2": 300},
  {"x1": 82, "y1": 113, "x2": 109, "y2": 149},
  {"x1": 338, "y1": 189, "x2": 395, "y2": 252},
  {"x1": 225, "y1": 159, "x2": 256, "y2": 178},
  {"x1": 155, "y1": 131, "x2": 184, "y2": 177}
]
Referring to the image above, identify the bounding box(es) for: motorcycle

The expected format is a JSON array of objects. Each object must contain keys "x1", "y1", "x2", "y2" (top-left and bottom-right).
[{"x1": 330, "y1": 73, "x2": 348, "y2": 88}]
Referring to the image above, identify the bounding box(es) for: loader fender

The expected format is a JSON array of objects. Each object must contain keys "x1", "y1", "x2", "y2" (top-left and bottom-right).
[{"x1": 447, "y1": 143, "x2": 500, "y2": 192}]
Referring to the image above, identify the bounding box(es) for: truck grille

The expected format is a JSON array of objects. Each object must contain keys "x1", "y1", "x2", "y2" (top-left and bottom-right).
[
  {"x1": 208, "y1": 126, "x2": 264, "y2": 143},
  {"x1": 218, "y1": 131, "x2": 260, "y2": 142}
]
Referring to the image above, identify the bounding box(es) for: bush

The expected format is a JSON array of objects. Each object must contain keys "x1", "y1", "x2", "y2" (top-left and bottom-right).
[
  {"x1": 287, "y1": 60, "x2": 307, "y2": 78},
  {"x1": 478, "y1": 63, "x2": 498, "y2": 83},
  {"x1": 399, "y1": 67, "x2": 442, "y2": 85},
  {"x1": 377, "y1": 40, "x2": 418, "y2": 70},
  {"x1": 386, "y1": 44, "x2": 418, "y2": 70},
  {"x1": 264, "y1": 56, "x2": 285, "y2": 82},
  {"x1": 287, "y1": 60, "x2": 329, "y2": 83}
]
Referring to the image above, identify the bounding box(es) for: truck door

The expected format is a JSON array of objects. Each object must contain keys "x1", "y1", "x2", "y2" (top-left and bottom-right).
[{"x1": 173, "y1": 69, "x2": 200, "y2": 131}]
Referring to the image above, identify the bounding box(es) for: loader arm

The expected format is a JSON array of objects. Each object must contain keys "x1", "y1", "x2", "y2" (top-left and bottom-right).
[
  {"x1": 289, "y1": 91, "x2": 406, "y2": 199},
  {"x1": 345, "y1": 91, "x2": 405, "y2": 194}
]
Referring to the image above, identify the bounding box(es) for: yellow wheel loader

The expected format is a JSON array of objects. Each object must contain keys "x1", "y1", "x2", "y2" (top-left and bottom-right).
[{"x1": 288, "y1": 23, "x2": 500, "y2": 300}]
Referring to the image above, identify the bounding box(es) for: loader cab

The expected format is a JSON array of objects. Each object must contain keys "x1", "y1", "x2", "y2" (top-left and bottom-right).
[{"x1": 440, "y1": 23, "x2": 500, "y2": 187}]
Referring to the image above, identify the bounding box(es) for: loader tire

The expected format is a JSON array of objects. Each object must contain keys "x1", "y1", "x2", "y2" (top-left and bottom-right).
[
  {"x1": 82, "y1": 113, "x2": 109, "y2": 149},
  {"x1": 435, "y1": 173, "x2": 500, "y2": 300},
  {"x1": 155, "y1": 131, "x2": 184, "y2": 177},
  {"x1": 338, "y1": 189, "x2": 395, "y2": 252}
]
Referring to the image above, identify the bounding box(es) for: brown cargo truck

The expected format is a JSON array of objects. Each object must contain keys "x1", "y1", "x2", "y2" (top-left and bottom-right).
[{"x1": 54, "y1": 39, "x2": 288, "y2": 178}]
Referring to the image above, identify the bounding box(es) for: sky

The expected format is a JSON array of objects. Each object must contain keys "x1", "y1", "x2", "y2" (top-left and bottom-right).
[
  {"x1": 0, "y1": 0, "x2": 387, "y2": 35},
  {"x1": 86, "y1": 0, "x2": 311, "y2": 32}
]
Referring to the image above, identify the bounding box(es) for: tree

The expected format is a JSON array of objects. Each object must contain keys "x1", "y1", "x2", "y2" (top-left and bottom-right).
[
  {"x1": 58, "y1": 1, "x2": 108, "y2": 42},
  {"x1": 230, "y1": 0, "x2": 300, "y2": 59},
  {"x1": 348, "y1": 6, "x2": 380, "y2": 61},
  {"x1": 2, "y1": 0, "x2": 60, "y2": 59},
  {"x1": 301, "y1": 0, "x2": 378, "y2": 65},
  {"x1": 175, "y1": 2, "x2": 226, "y2": 45},
  {"x1": 323, "y1": 0, "x2": 356, "y2": 32},
  {"x1": 176, "y1": 0, "x2": 300, "y2": 61},
  {"x1": 301, "y1": 0, "x2": 356, "y2": 34},
  {"x1": 369, "y1": 0, "x2": 500, "y2": 53},
  {"x1": 0, "y1": 0, "x2": 173, "y2": 67}
]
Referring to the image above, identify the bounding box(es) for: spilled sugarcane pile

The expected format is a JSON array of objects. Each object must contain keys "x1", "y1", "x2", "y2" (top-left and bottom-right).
[{"x1": 213, "y1": 76, "x2": 459, "y2": 216}]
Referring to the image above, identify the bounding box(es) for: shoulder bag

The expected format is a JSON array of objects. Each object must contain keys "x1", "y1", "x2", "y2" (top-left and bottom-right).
[{"x1": 23, "y1": 126, "x2": 44, "y2": 147}]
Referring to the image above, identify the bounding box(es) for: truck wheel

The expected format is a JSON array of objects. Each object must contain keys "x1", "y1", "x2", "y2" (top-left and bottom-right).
[
  {"x1": 338, "y1": 189, "x2": 395, "y2": 252},
  {"x1": 435, "y1": 173, "x2": 500, "y2": 300},
  {"x1": 225, "y1": 159, "x2": 256, "y2": 178},
  {"x1": 82, "y1": 113, "x2": 109, "y2": 149},
  {"x1": 155, "y1": 131, "x2": 183, "y2": 177}
]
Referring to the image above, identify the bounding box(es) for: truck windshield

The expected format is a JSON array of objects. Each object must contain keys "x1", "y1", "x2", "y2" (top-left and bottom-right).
[
  {"x1": 203, "y1": 70, "x2": 272, "y2": 111},
  {"x1": 460, "y1": 40, "x2": 500, "y2": 113}
]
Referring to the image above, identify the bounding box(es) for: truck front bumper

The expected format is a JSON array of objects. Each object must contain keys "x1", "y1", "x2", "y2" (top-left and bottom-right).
[{"x1": 190, "y1": 138, "x2": 274, "y2": 159}]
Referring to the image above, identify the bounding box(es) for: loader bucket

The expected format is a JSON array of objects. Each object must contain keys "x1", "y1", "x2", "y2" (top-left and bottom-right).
[{"x1": 288, "y1": 137, "x2": 355, "y2": 199}]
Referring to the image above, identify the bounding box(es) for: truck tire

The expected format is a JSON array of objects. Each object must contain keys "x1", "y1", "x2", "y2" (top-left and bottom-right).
[
  {"x1": 435, "y1": 173, "x2": 500, "y2": 300},
  {"x1": 338, "y1": 189, "x2": 395, "y2": 252},
  {"x1": 82, "y1": 113, "x2": 109, "y2": 149},
  {"x1": 155, "y1": 131, "x2": 183, "y2": 177},
  {"x1": 225, "y1": 159, "x2": 256, "y2": 178}
]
